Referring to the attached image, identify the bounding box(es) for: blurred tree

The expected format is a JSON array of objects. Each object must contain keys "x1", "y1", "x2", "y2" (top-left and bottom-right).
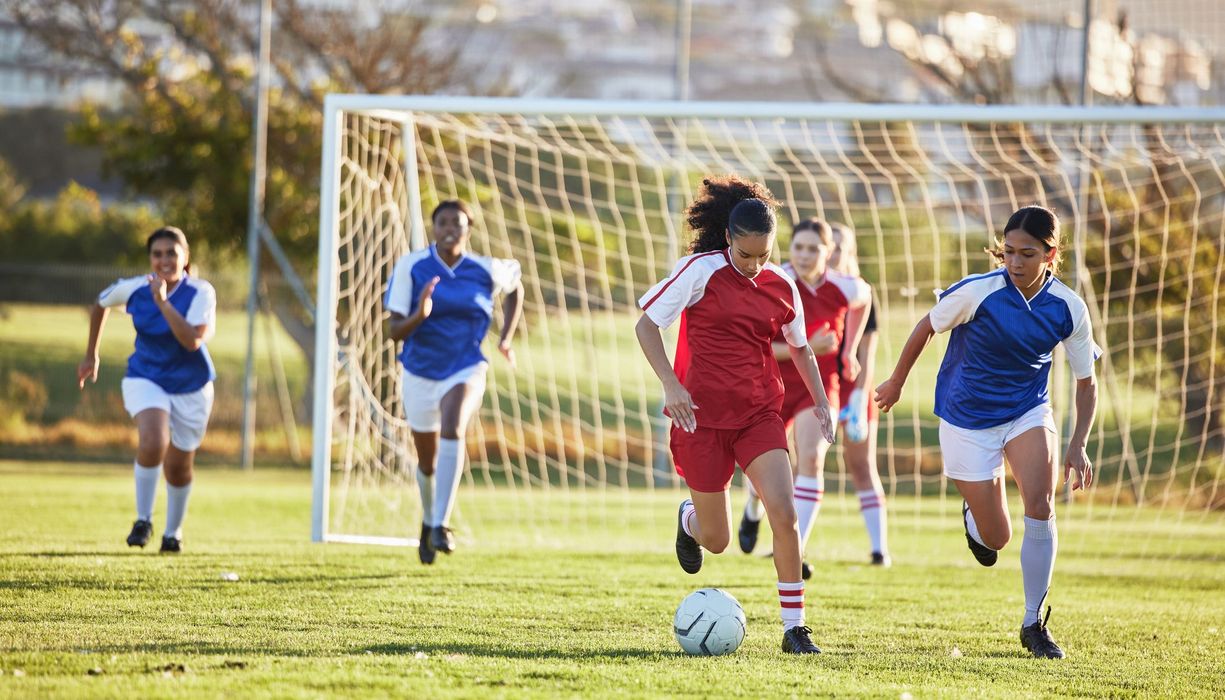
[{"x1": 2, "y1": 0, "x2": 507, "y2": 362}]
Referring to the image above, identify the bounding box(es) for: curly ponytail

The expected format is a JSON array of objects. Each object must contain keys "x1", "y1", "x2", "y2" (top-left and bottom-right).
[{"x1": 686, "y1": 175, "x2": 779, "y2": 254}]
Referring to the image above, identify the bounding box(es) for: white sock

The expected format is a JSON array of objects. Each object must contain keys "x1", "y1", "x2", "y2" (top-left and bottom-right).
[
  {"x1": 134, "y1": 462, "x2": 160, "y2": 521},
  {"x1": 778, "y1": 581, "x2": 805, "y2": 631},
  {"x1": 857, "y1": 489, "x2": 887, "y2": 554},
  {"x1": 416, "y1": 468, "x2": 435, "y2": 527},
  {"x1": 743, "y1": 480, "x2": 763, "y2": 522},
  {"x1": 432, "y1": 438, "x2": 465, "y2": 528},
  {"x1": 1021, "y1": 515, "x2": 1058, "y2": 627},
  {"x1": 681, "y1": 499, "x2": 697, "y2": 538},
  {"x1": 965, "y1": 506, "x2": 990, "y2": 548},
  {"x1": 794, "y1": 475, "x2": 824, "y2": 551},
  {"x1": 164, "y1": 482, "x2": 192, "y2": 539}
]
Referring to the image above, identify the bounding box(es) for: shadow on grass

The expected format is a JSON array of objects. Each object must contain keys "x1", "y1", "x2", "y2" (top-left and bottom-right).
[{"x1": 362, "y1": 641, "x2": 665, "y2": 661}]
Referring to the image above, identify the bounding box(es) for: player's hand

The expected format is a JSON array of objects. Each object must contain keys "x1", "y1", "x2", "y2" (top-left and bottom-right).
[
  {"x1": 874, "y1": 377, "x2": 902, "y2": 413},
  {"x1": 416, "y1": 276, "x2": 440, "y2": 320},
  {"x1": 815, "y1": 403, "x2": 836, "y2": 444},
  {"x1": 808, "y1": 328, "x2": 838, "y2": 356},
  {"x1": 77, "y1": 355, "x2": 99, "y2": 390},
  {"x1": 147, "y1": 273, "x2": 168, "y2": 305},
  {"x1": 1063, "y1": 442, "x2": 1093, "y2": 491},
  {"x1": 498, "y1": 338, "x2": 515, "y2": 368},
  {"x1": 664, "y1": 379, "x2": 699, "y2": 433},
  {"x1": 842, "y1": 388, "x2": 868, "y2": 443},
  {"x1": 840, "y1": 348, "x2": 861, "y2": 382}
]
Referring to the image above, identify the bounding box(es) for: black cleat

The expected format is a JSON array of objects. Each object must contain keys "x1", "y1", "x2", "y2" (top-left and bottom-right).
[
  {"x1": 801, "y1": 560, "x2": 813, "y2": 580},
  {"x1": 418, "y1": 522, "x2": 436, "y2": 565},
  {"x1": 781, "y1": 625, "x2": 822, "y2": 654},
  {"x1": 126, "y1": 519, "x2": 153, "y2": 548},
  {"x1": 158, "y1": 536, "x2": 181, "y2": 554},
  {"x1": 871, "y1": 551, "x2": 892, "y2": 567},
  {"x1": 738, "y1": 513, "x2": 760, "y2": 554},
  {"x1": 1020, "y1": 607, "x2": 1066, "y2": 659},
  {"x1": 675, "y1": 500, "x2": 703, "y2": 574},
  {"x1": 962, "y1": 501, "x2": 998, "y2": 567},
  {"x1": 430, "y1": 526, "x2": 455, "y2": 554}
]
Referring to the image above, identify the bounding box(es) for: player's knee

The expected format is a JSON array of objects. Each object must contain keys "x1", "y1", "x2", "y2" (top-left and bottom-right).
[
  {"x1": 765, "y1": 500, "x2": 798, "y2": 531},
  {"x1": 983, "y1": 526, "x2": 1012, "y2": 551},
  {"x1": 704, "y1": 530, "x2": 730, "y2": 554}
]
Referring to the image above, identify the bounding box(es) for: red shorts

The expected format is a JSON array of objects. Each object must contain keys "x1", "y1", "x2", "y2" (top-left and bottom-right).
[
  {"x1": 670, "y1": 411, "x2": 789, "y2": 493},
  {"x1": 781, "y1": 362, "x2": 840, "y2": 427}
]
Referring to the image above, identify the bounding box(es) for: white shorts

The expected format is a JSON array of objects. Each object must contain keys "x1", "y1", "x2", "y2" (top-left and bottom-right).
[
  {"x1": 121, "y1": 378, "x2": 215, "y2": 451},
  {"x1": 401, "y1": 363, "x2": 488, "y2": 433},
  {"x1": 939, "y1": 403, "x2": 1056, "y2": 482}
]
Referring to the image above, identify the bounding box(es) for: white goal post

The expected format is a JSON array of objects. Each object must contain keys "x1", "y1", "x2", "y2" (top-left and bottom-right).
[{"x1": 312, "y1": 95, "x2": 1224, "y2": 545}]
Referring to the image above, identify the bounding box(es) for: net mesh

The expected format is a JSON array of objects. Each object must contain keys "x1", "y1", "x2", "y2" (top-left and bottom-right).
[{"x1": 320, "y1": 103, "x2": 1224, "y2": 548}]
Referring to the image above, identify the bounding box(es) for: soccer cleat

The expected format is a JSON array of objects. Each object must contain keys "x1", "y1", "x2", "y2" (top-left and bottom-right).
[
  {"x1": 158, "y1": 536, "x2": 181, "y2": 554},
  {"x1": 126, "y1": 519, "x2": 153, "y2": 548},
  {"x1": 417, "y1": 522, "x2": 436, "y2": 565},
  {"x1": 801, "y1": 560, "x2": 812, "y2": 580},
  {"x1": 1020, "y1": 607, "x2": 1066, "y2": 659},
  {"x1": 737, "y1": 513, "x2": 760, "y2": 554},
  {"x1": 675, "y1": 499, "x2": 703, "y2": 574},
  {"x1": 430, "y1": 526, "x2": 455, "y2": 554},
  {"x1": 781, "y1": 625, "x2": 822, "y2": 654},
  {"x1": 962, "y1": 501, "x2": 998, "y2": 567},
  {"x1": 871, "y1": 551, "x2": 892, "y2": 567}
]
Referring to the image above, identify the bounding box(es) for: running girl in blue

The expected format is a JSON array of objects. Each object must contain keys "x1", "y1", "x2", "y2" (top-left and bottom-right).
[
  {"x1": 875, "y1": 206, "x2": 1100, "y2": 659},
  {"x1": 385, "y1": 199, "x2": 523, "y2": 565},
  {"x1": 79, "y1": 226, "x2": 216, "y2": 554}
]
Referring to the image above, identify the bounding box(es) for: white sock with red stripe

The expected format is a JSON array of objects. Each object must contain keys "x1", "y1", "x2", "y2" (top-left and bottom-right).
[
  {"x1": 794, "y1": 475, "x2": 824, "y2": 550},
  {"x1": 778, "y1": 581, "x2": 805, "y2": 631},
  {"x1": 680, "y1": 499, "x2": 697, "y2": 538},
  {"x1": 743, "y1": 480, "x2": 763, "y2": 522},
  {"x1": 857, "y1": 489, "x2": 887, "y2": 554}
]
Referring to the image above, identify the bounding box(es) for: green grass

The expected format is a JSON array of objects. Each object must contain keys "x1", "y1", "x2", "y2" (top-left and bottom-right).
[{"x1": 1, "y1": 460, "x2": 1223, "y2": 698}]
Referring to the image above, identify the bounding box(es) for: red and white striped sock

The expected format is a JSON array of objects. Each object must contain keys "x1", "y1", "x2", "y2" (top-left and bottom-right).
[
  {"x1": 794, "y1": 475, "x2": 824, "y2": 550},
  {"x1": 778, "y1": 581, "x2": 805, "y2": 631},
  {"x1": 857, "y1": 489, "x2": 887, "y2": 554}
]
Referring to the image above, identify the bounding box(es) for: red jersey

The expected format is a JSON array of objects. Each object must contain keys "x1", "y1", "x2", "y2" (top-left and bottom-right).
[
  {"x1": 640, "y1": 249, "x2": 808, "y2": 429},
  {"x1": 776, "y1": 265, "x2": 871, "y2": 409}
]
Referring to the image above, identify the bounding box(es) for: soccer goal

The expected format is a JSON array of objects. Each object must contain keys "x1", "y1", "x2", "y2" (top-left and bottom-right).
[{"x1": 312, "y1": 96, "x2": 1224, "y2": 547}]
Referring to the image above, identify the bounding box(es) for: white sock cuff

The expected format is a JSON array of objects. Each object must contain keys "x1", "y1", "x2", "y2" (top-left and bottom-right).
[
  {"x1": 857, "y1": 489, "x2": 883, "y2": 508},
  {"x1": 135, "y1": 462, "x2": 161, "y2": 475},
  {"x1": 777, "y1": 581, "x2": 804, "y2": 593},
  {"x1": 1023, "y1": 515, "x2": 1056, "y2": 540},
  {"x1": 681, "y1": 501, "x2": 696, "y2": 538},
  {"x1": 795, "y1": 475, "x2": 823, "y2": 490}
]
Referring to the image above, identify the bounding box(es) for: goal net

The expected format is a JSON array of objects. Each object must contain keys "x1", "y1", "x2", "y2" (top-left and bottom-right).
[{"x1": 312, "y1": 97, "x2": 1224, "y2": 551}]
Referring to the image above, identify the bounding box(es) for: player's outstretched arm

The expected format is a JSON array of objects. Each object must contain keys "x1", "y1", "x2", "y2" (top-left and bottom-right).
[
  {"x1": 635, "y1": 313, "x2": 698, "y2": 433},
  {"x1": 874, "y1": 314, "x2": 935, "y2": 413},
  {"x1": 78, "y1": 302, "x2": 110, "y2": 389},
  {"x1": 789, "y1": 343, "x2": 836, "y2": 443},
  {"x1": 1064, "y1": 375, "x2": 1098, "y2": 491}
]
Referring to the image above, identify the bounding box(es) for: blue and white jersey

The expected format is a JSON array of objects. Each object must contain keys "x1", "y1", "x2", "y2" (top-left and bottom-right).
[
  {"x1": 98, "y1": 274, "x2": 217, "y2": 394},
  {"x1": 385, "y1": 244, "x2": 521, "y2": 380},
  {"x1": 929, "y1": 268, "x2": 1101, "y2": 430}
]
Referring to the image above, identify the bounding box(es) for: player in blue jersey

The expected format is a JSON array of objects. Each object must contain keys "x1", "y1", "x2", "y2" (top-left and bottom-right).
[
  {"x1": 78, "y1": 226, "x2": 216, "y2": 554},
  {"x1": 875, "y1": 206, "x2": 1099, "y2": 659},
  {"x1": 385, "y1": 199, "x2": 523, "y2": 565}
]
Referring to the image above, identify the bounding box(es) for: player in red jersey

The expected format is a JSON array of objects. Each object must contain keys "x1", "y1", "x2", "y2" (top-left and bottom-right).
[
  {"x1": 636, "y1": 176, "x2": 835, "y2": 655},
  {"x1": 734, "y1": 219, "x2": 870, "y2": 578},
  {"x1": 829, "y1": 222, "x2": 891, "y2": 567}
]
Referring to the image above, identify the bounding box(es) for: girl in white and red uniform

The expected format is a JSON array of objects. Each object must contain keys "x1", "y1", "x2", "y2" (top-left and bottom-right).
[{"x1": 635, "y1": 176, "x2": 835, "y2": 655}]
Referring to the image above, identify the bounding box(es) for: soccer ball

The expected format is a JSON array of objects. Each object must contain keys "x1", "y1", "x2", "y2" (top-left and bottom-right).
[{"x1": 673, "y1": 588, "x2": 746, "y2": 656}]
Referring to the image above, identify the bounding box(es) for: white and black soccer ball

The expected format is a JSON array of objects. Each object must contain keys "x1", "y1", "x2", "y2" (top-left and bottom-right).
[{"x1": 673, "y1": 588, "x2": 746, "y2": 656}]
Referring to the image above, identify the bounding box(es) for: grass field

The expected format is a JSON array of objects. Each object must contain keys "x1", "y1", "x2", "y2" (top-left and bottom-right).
[{"x1": 2, "y1": 460, "x2": 1223, "y2": 698}]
